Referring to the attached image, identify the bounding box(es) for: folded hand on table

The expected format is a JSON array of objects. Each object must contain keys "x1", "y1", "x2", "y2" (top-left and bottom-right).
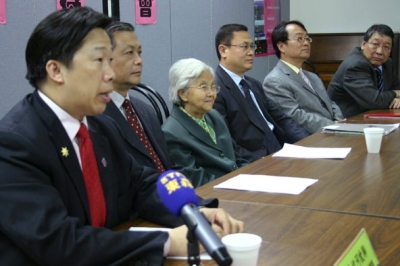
[{"x1": 389, "y1": 97, "x2": 400, "y2": 109}]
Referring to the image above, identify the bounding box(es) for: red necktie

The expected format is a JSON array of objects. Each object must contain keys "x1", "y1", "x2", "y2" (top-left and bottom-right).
[
  {"x1": 122, "y1": 99, "x2": 165, "y2": 173},
  {"x1": 77, "y1": 123, "x2": 106, "y2": 227}
]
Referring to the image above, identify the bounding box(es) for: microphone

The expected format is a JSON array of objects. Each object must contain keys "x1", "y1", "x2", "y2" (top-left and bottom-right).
[{"x1": 157, "y1": 170, "x2": 232, "y2": 266}]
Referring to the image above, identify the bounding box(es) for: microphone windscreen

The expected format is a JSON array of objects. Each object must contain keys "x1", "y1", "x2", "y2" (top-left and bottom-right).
[{"x1": 157, "y1": 170, "x2": 199, "y2": 216}]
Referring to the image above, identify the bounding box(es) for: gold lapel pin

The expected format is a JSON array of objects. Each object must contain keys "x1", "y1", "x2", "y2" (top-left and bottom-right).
[{"x1": 61, "y1": 147, "x2": 69, "y2": 157}]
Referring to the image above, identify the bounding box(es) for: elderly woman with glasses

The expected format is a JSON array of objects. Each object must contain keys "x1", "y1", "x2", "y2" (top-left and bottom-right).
[{"x1": 162, "y1": 58, "x2": 248, "y2": 188}]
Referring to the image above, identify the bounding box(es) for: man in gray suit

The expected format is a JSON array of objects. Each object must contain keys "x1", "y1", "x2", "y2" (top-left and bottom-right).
[
  {"x1": 327, "y1": 24, "x2": 400, "y2": 117},
  {"x1": 263, "y1": 21, "x2": 344, "y2": 134}
]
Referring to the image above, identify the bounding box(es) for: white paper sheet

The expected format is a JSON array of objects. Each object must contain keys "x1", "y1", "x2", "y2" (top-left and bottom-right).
[
  {"x1": 128, "y1": 227, "x2": 212, "y2": 260},
  {"x1": 214, "y1": 174, "x2": 318, "y2": 195},
  {"x1": 272, "y1": 143, "x2": 351, "y2": 159}
]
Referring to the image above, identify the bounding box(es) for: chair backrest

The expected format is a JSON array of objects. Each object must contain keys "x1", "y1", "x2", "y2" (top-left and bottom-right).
[
  {"x1": 302, "y1": 60, "x2": 320, "y2": 76},
  {"x1": 130, "y1": 83, "x2": 170, "y2": 125}
]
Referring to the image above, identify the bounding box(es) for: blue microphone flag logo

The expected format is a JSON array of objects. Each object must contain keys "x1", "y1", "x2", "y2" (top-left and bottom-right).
[
  {"x1": 159, "y1": 171, "x2": 194, "y2": 194},
  {"x1": 157, "y1": 170, "x2": 198, "y2": 216}
]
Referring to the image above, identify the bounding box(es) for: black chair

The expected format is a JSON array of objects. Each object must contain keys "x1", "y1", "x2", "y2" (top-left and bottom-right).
[
  {"x1": 130, "y1": 83, "x2": 170, "y2": 125},
  {"x1": 303, "y1": 60, "x2": 320, "y2": 76}
]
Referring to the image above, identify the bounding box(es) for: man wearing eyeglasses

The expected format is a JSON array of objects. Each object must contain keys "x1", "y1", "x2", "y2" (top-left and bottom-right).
[
  {"x1": 327, "y1": 24, "x2": 400, "y2": 117},
  {"x1": 213, "y1": 24, "x2": 309, "y2": 163},
  {"x1": 263, "y1": 21, "x2": 344, "y2": 134}
]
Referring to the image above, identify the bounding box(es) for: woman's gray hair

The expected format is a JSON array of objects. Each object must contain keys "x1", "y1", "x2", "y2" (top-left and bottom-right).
[{"x1": 168, "y1": 58, "x2": 214, "y2": 106}]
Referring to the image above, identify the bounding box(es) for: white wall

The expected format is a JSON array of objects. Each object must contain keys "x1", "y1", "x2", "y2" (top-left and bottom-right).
[{"x1": 290, "y1": 0, "x2": 400, "y2": 33}]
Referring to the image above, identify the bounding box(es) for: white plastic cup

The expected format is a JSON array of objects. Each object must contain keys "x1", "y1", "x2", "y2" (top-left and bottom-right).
[
  {"x1": 222, "y1": 233, "x2": 262, "y2": 266},
  {"x1": 363, "y1": 127, "x2": 384, "y2": 153}
]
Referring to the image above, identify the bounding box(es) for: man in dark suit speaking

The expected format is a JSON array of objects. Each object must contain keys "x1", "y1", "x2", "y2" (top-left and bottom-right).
[
  {"x1": 213, "y1": 24, "x2": 309, "y2": 163},
  {"x1": 0, "y1": 7, "x2": 243, "y2": 265}
]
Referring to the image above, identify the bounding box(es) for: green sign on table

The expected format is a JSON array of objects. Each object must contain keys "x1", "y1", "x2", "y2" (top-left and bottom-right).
[{"x1": 334, "y1": 228, "x2": 379, "y2": 266}]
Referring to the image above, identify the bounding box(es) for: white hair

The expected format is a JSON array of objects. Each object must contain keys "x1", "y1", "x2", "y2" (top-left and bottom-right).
[{"x1": 168, "y1": 58, "x2": 214, "y2": 106}]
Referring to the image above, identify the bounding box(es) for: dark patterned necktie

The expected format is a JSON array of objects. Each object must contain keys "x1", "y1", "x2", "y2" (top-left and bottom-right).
[
  {"x1": 122, "y1": 99, "x2": 165, "y2": 173},
  {"x1": 77, "y1": 123, "x2": 106, "y2": 227},
  {"x1": 240, "y1": 79, "x2": 281, "y2": 154},
  {"x1": 374, "y1": 68, "x2": 384, "y2": 92}
]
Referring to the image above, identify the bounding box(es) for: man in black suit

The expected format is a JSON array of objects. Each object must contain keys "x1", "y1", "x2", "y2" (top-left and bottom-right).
[
  {"x1": 0, "y1": 7, "x2": 243, "y2": 265},
  {"x1": 328, "y1": 24, "x2": 400, "y2": 117},
  {"x1": 104, "y1": 21, "x2": 173, "y2": 172},
  {"x1": 104, "y1": 21, "x2": 218, "y2": 211},
  {"x1": 213, "y1": 24, "x2": 309, "y2": 163}
]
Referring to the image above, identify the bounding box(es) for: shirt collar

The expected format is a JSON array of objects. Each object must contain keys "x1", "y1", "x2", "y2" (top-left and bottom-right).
[
  {"x1": 110, "y1": 90, "x2": 129, "y2": 108},
  {"x1": 280, "y1": 59, "x2": 301, "y2": 74},
  {"x1": 179, "y1": 106, "x2": 206, "y2": 121},
  {"x1": 219, "y1": 64, "x2": 245, "y2": 88},
  {"x1": 37, "y1": 90, "x2": 87, "y2": 141}
]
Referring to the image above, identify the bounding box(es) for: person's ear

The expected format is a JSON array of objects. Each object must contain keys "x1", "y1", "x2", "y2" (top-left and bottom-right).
[
  {"x1": 178, "y1": 89, "x2": 188, "y2": 102},
  {"x1": 45, "y1": 60, "x2": 65, "y2": 84},
  {"x1": 277, "y1": 41, "x2": 286, "y2": 55},
  {"x1": 218, "y1": 44, "x2": 228, "y2": 59},
  {"x1": 361, "y1": 40, "x2": 367, "y2": 51}
]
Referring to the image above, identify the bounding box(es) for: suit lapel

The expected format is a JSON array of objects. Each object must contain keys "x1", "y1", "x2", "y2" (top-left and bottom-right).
[
  {"x1": 171, "y1": 106, "x2": 221, "y2": 150},
  {"x1": 104, "y1": 101, "x2": 151, "y2": 160},
  {"x1": 242, "y1": 76, "x2": 280, "y2": 131},
  {"x1": 205, "y1": 111, "x2": 227, "y2": 151},
  {"x1": 130, "y1": 97, "x2": 169, "y2": 166},
  {"x1": 278, "y1": 61, "x2": 332, "y2": 114},
  {"x1": 278, "y1": 61, "x2": 317, "y2": 96},
  {"x1": 382, "y1": 64, "x2": 391, "y2": 91},
  {"x1": 32, "y1": 91, "x2": 91, "y2": 221},
  {"x1": 87, "y1": 119, "x2": 115, "y2": 226},
  {"x1": 216, "y1": 66, "x2": 265, "y2": 132},
  {"x1": 306, "y1": 71, "x2": 333, "y2": 114}
]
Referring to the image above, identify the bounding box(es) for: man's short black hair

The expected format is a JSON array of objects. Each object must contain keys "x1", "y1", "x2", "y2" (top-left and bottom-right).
[
  {"x1": 105, "y1": 21, "x2": 135, "y2": 49},
  {"x1": 215, "y1": 24, "x2": 248, "y2": 61},
  {"x1": 271, "y1": 20, "x2": 307, "y2": 58},
  {"x1": 363, "y1": 24, "x2": 394, "y2": 45},
  {"x1": 25, "y1": 7, "x2": 112, "y2": 88}
]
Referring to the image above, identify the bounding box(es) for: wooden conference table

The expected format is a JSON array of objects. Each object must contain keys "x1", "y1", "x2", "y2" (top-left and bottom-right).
[
  {"x1": 120, "y1": 200, "x2": 400, "y2": 266},
  {"x1": 197, "y1": 109, "x2": 400, "y2": 220},
  {"x1": 122, "y1": 110, "x2": 400, "y2": 265}
]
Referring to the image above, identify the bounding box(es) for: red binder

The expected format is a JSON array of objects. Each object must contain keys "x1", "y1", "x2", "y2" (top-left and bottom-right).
[{"x1": 364, "y1": 113, "x2": 400, "y2": 118}]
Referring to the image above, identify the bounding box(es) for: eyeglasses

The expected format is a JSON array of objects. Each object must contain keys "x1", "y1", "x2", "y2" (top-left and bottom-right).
[
  {"x1": 288, "y1": 37, "x2": 313, "y2": 43},
  {"x1": 190, "y1": 84, "x2": 221, "y2": 93},
  {"x1": 226, "y1": 43, "x2": 257, "y2": 51},
  {"x1": 367, "y1": 42, "x2": 391, "y2": 52}
]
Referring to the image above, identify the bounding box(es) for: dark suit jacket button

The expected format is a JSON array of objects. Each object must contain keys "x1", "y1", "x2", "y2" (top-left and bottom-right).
[
  {"x1": 261, "y1": 145, "x2": 266, "y2": 149},
  {"x1": 219, "y1": 152, "x2": 225, "y2": 157},
  {"x1": 233, "y1": 164, "x2": 238, "y2": 170}
]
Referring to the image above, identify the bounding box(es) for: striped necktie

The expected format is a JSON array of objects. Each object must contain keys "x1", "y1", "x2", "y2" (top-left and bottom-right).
[{"x1": 374, "y1": 68, "x2": 384, "y2": 92}]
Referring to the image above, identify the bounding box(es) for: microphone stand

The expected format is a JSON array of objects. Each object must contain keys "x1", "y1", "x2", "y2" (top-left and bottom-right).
[{"x1": 186, "y1": 226, "x2": 201, "y2": 266}]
